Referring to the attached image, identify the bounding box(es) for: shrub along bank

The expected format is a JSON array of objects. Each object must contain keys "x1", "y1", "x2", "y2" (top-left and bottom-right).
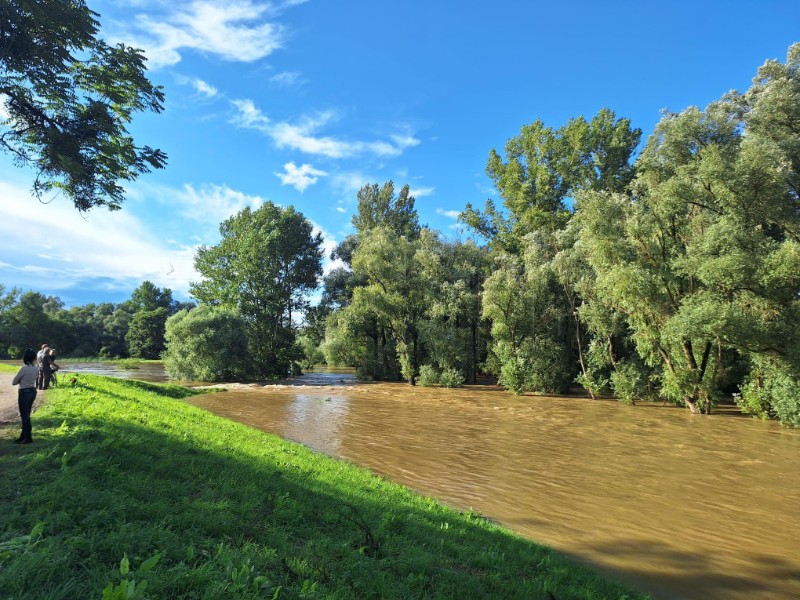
[{"x1": 0, "y1": 374, "x2": 648, "y2": 599}]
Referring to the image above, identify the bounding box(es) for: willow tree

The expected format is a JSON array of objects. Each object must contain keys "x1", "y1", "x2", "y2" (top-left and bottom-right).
[
  {"x1": 416, "y1": 235, "x2": 489, "y2": 384},
  {"x1": 461, "y1": 108, "x2": 641, "y2": 252},
  {"x1": 462, "y1": 109, "x2": 641, "y2": 393},
  {"x1": 347, "y1": 226, "x2": 427, "y2": 384},
  {"x1": 323, "y1": 181, "x2": 424, "y2": 382},
  {"x1": 191, "y1": 203, "x2": 323, "y2": 379},
  {"x1": 577, "y1": 45, "x2": 800, "y2": 417}
]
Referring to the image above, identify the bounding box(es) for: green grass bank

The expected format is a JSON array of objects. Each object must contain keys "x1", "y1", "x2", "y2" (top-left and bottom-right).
[{"x1": 0, "y1": 373, "x2": 649, "y2": 599}]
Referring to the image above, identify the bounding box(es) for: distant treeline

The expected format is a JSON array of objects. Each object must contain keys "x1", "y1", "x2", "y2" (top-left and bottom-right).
[{"x1": 0, "y1": 281, "x2": 192, "y2": 360}]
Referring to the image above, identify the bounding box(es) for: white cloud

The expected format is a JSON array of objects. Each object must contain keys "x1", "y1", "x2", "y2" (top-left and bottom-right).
[
  {"x1": 231, "y1": 98, "x2": 271, "y2": 129},
  {"x1": 335, "y1": 206, "x2": 346, "y2": 213},
  {"x1": 275, "y1": 162, "x2": 327, "y2": 192},
  {"x1": 191, "y1": 78, "x2": 218, "y2": 97},
  {"x1": 411, "y1": 186, "x2": 436, "y2": 198},
  {"x1": 330, "y1": 171, "x2": 372, "y2": 196},
  {"x1": 174, "y1": 74, "x2": 219, "y2": 99},
  {"x1": 436, "y1": 208, "x2": 461, "y2": 219},
  {"x1": 231, "y1": 100, "x2": 421, "y2": 159},
  {"x1": 269, "y1": 112, "x2": 353, "y2": 158},
  {"x1": 0, "y1": 181, "x2": 198, "y2": 297},
  {"x1": 114, "y1": 1, "x2": 286, "y2": 69},
  {"x1": 308, "y1": 221, "x2": 344, "y2": 275},
  {"x1": 0, "y1": 94, "x2": 10, "y2": 120},
  {"x1": 155, "y1": 182, "x2": 266, "y2": 224}
]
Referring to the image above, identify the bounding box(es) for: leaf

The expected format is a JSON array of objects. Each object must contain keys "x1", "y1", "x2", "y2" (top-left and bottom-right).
[
  {"x1": 138, "y1": 552, "x2": 161, "y2": 574},
  {"x1": 119, "y1": 553, "x2": 130, "y2": 576}
]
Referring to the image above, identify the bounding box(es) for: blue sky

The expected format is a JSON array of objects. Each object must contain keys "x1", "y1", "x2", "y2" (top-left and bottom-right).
[{"x1": 1, "y1": 0, "x2": 798, "y2": 307}]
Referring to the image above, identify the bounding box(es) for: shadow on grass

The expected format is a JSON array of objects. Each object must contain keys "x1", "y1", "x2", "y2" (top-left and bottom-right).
[{"x1": 0, "y1": 383, "x2": 652, "y2": 600}]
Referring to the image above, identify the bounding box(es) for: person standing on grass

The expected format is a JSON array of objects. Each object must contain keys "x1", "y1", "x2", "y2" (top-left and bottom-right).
[
  {"x1": 12, "y1": 348, "x2": 38, "y2": 444},
  {"x1": 40, "y1": 346, "x2": 55, "y2": 390},
  {"x1": 36, "y1": 343, "x2": 49, "y2": 390},
  {"x1": 48, "y1": 348, "x2": 60, "y2": 387}
]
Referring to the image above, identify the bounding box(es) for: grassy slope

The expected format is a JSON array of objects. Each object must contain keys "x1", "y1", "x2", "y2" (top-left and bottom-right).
[{"x1": 0, "y1": 374, "x2": 649, "y2": 599}]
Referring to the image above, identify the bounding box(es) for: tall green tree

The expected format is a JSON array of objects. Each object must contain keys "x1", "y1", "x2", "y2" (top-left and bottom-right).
[
  {"x1": 125, "y1": 281, "x2": 173, "y2": 359},
  {"x1": 416, "y1": 236, "x2": 489, "y2": 384},
  {"x1": 352, "y1": 181, "x2": 421, "y2": 239},
  {"x1": 0, "y1": 285, "x2": 20, "y2": 357},
  {"x1": 323, "y1": 181, "x2": 425, "y2": 382},
  {"x1": 461, "y1": 108, "x2": 641, "y2": 252},
  {"x1": 191, "y1": 203, "x2": 323, "y2": 378},
  {"x1": 348, "y1": 227, "x2": 428, "y2": 384},
  {"x1": 126, "y1": 307, "x2": 169, "y2": 359},
  {"x1": 98, "y1": 303, "x2": 132, "y2": 358},
  {"x1": 2, "y1": 291, "x2": 68, "y2": 357},
  {"x1": 0, "y1": 0, "x2": 166, "y2": 211},
  {"x1": 129, "y1": 280, "x2": 173, "y2": 312},
  {"x1": 576, "y1": 45, "x2": 800, "y2": 417},
  {"x1": 462, "y1": 109, "x2": 641, "y2": 393}
]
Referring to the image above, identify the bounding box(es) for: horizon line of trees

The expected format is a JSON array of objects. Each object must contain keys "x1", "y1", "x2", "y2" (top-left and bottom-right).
[{"x1": 0, "y1": 281, "x2": 191, "y2": 361}]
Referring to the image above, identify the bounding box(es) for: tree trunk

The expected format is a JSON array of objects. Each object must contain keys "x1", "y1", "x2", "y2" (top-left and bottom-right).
[
  {"x1": 685, "y1": 397, "x2": 700, "y2": 414},
  {"x1": 573, "y1": 312, "x2": 594, "y2": 399}
]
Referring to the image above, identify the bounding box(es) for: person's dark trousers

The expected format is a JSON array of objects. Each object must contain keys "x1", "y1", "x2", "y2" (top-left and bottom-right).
[
  {"x1": 18, "y1": 388, "x2": 36, "y2": 443},
  {"x1": 36, "y1": 367, "x2": 45, "y2": 390},
  {"x1": 40, "y1": 369, "x2": 51, "y2": 390}
]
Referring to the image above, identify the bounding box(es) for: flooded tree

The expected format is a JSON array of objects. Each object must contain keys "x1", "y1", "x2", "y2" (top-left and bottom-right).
[
  {"x1": 577, "y1": 44, "x2": 800, "y2": 418},
  {"x1": 191, "y1": 203, "x2": 323, "y2": 379}
]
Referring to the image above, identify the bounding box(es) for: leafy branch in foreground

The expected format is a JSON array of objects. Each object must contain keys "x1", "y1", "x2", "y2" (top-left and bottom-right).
[{"x1": 0, "y1": 0, "x2": 167, "y2": 211}]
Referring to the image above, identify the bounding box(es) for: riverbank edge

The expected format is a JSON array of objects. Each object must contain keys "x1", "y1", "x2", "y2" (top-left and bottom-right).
[{"x1": 0, "y1": 373, "x2": 650, "y2": 599}]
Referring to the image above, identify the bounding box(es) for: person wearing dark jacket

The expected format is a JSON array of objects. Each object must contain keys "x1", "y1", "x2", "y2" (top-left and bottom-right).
[
  {"x1": 40, "y1": 348, "x2": 55, "y2": 390},
  {"x1": 12, "y1": 348, "x2": 38, "y2": 444}
]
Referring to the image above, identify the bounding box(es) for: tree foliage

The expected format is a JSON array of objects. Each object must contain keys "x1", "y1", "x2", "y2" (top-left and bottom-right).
[
  {"x1": 0, "y1": 0, "x2": 167, "y2": 211},
  {"x1": 461, "y1": 108, "x2": 641, "y2": 252},
  {"x1": 191, "y1": 202, "x2": 323, "y2": 378},
  {"x1": 163, "y1": 305, "x2": 250, "y2": 381}
]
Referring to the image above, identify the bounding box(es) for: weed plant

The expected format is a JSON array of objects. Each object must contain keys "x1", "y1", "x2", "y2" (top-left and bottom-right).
[{"x1": 0, "y1": 374, "x2": 649, "y2": 599}]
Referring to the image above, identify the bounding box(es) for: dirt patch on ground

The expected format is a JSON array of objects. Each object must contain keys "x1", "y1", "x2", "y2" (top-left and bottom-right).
[{"x1": 0, "y1": 372, "x2": 48, "y2": 425}]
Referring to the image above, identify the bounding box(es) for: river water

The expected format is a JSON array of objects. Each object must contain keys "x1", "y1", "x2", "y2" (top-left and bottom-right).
[{"x1": 41, "y1": 363, "x2": 800, "y2": 599}]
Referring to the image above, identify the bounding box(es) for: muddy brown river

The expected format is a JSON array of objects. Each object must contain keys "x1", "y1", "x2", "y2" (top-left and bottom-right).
[{"x1": 180, "y1": 369, "x2": 800, "y2": 600}]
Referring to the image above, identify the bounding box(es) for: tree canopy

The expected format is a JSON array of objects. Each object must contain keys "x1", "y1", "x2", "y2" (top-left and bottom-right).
[
  {"x1": 191, "y1": 202, "x2": 323, "y2": 378},
  {"x1": 0, "y1": 0, "x2": 166, "y2": 211}
]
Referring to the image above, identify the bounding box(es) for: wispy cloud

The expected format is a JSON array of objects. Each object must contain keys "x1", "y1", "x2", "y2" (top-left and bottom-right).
[
  {"x1": 269, "y1": 70, "x2": 304, "y2": 87},
  {"x1": 230, "y1": 99, "x2": 420, "y2": 159},
  {"x1": 112, "y1": 1, "x2": 288, "y2": 69},
  {"x1": 411, "y1": 186, "x2": 436, "y2": 198},
  {"x1": 168, "y1": 182, "x2": 266, "y2": 224},
  {"x1": 175, "y1": 74, "x2": 220, "y2": 98},
  {"x1": 275, "y1": 162, "x2": 327, "y2": 192},
  {"x1": 0, "y1": 181, "x2": 198, "y2": 297},
  {"x1": 190, "y1": 77, "x2": 218, "y2": 97},
  {"x1": 329, "y1": 172, "x2": 372, "y2": 196},
  {"x1": 436, "y1": 208, "x2": 460, "y2": 219}
]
